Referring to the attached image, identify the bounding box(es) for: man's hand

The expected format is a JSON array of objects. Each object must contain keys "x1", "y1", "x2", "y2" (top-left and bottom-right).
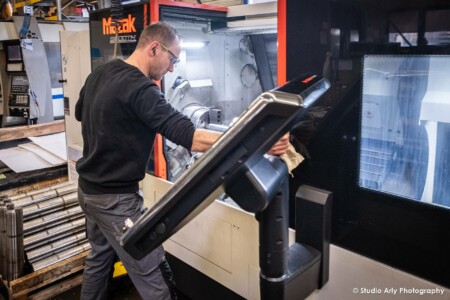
[{"x1": 267, "y1": 133, "x2": 290, "y2": 156}]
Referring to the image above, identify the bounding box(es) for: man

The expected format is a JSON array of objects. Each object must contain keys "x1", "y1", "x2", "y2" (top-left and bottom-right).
[{"x1": 75, "y1": 22, "x2": 289, "y2": 300}]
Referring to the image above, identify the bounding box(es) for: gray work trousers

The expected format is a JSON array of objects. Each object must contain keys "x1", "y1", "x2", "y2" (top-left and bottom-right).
[{"x1": 78, "y1": 188, "x2": 176, "y2": 300}]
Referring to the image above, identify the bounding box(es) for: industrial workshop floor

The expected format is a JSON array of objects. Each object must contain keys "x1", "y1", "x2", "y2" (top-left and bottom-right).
[
  {"x1": 49, "y1": 275, "x2": 191, "y2": 300},
  {"x1": 49, "y1": 275, "x2": 140, "y2": 300}
]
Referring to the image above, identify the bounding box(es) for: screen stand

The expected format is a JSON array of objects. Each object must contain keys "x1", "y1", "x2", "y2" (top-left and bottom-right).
[{"x1": 226, "y1": 156, "x2": 329, "y2": 300}]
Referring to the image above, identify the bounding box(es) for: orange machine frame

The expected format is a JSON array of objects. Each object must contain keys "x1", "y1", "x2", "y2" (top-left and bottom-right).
[
  {"x1": 150, "y1": 0, "x2": 287, "y2": 179},
  {"x1": 277, "y1": 0, "x2": 286, "y2": 86},
  {"x1": 148, "y1": 0, "x2": 227, "y2": 180}
]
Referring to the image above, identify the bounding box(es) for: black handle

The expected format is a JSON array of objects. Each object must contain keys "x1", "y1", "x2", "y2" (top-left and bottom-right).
[{"x1": 58, "y1": 79, "x2": 67, "y2": 83}]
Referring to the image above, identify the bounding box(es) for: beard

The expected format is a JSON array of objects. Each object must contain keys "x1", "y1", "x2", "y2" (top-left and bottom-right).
[{"x1": 148, "y1": 70, "x2": 164, "y2": 81}]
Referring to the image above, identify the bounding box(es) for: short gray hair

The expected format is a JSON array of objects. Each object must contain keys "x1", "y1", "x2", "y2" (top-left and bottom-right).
[{"x1": 136, "y1": 22, "x2": 179, "y2": 49}]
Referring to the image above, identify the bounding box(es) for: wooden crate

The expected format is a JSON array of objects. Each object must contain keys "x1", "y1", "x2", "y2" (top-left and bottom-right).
[
  {"x1": 1, "y1": 251, "x2": 88, "y2": 299},
  {"x1": 0, "y1": 120, "x2": 65, "y2": 143},
  {"x1": 0, "y1": 176, "x2": 69, "y2": 198}
]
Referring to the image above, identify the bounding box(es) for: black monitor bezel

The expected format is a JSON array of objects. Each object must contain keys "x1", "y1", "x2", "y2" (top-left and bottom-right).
[{"x1": 122, "y1": 75, "x2": 330, "y2": 259}]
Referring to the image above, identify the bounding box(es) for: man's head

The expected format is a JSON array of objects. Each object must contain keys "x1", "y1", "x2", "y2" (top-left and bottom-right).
[{"x1": 130, "y1": 22, "x2": 181, "y2": 80}]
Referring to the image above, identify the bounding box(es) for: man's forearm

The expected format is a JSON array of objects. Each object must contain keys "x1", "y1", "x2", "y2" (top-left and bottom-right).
[
  {"x1": 191, "y1": 129, "x2": 222, "y2": 152},
  {"x1": 191, "y1": 129, "x2": 290, "y2": 156}
]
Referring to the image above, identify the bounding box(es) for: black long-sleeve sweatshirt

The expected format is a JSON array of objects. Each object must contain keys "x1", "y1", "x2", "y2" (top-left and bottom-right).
[{"x1": 75, "y1": 60, "x2": 195, "y2": 194}]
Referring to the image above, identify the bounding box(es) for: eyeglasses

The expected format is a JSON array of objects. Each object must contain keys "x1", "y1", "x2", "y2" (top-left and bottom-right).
[{"x1": 159, "y1": 42, "x2": 180, "y2": 65}]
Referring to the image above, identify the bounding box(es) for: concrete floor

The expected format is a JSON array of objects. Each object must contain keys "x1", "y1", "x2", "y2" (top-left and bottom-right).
[
  {"x1": 48, "y1": 275, "x2": 191, "y2": 300},
  {"x1": 48, "y1": 275, "x2": 142, "y2": 300}
]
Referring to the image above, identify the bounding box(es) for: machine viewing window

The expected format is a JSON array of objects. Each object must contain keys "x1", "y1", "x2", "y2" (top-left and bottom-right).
[{"x1": 359, "y1": 55, "x2": 450, "y2": 208}]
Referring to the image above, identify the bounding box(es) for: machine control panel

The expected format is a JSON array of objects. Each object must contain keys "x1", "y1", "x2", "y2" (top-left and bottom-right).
[{"x1": 9, "y1": 75, "x2": 29, "y2": 107}]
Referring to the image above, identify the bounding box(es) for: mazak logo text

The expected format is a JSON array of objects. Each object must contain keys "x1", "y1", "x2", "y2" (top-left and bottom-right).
[{"x1": 103, "y1": 14, "x2": 136, "y2": 35}]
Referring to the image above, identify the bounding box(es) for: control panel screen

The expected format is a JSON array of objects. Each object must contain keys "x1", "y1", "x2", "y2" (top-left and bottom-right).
[
  {"x1": 122, "y1": 74, "x2": 330, "y2": 259},
  {"x1": 7, "y1": 44, "x2": 22, "y2": 61}
]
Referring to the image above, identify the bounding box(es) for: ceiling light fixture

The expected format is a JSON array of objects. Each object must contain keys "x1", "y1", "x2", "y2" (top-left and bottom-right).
[{"x1": 181, "y1": 41, "x2": 209, "y2": 49}]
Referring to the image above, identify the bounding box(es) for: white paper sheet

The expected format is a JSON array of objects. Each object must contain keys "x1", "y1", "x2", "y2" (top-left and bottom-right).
[
  {"x1": 0, "y1": 147, "x2": 53, "y2": 173},
  {"x1": 18, "y1": 143, "x2": 66, "y2": 165},
  {"x1": 29, "y1": 132, "x2": 67, "y2": 160}
]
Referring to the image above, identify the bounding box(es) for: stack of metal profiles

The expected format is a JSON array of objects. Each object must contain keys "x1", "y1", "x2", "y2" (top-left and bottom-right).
[
  {"x1": 0, "y1": 198, "x2": 23, "y2": 282},
  {"x1": 0, "y1": 181, "x2": 90, "y2": 282}
]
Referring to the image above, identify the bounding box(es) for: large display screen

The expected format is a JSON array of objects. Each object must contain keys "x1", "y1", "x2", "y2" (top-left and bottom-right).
[
  {"x1": 359, "y1": 55, "x2": 450, "y2": 208},
  {"x1": 122, "y1": 74, "x2": 330, "y2": 259}
]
